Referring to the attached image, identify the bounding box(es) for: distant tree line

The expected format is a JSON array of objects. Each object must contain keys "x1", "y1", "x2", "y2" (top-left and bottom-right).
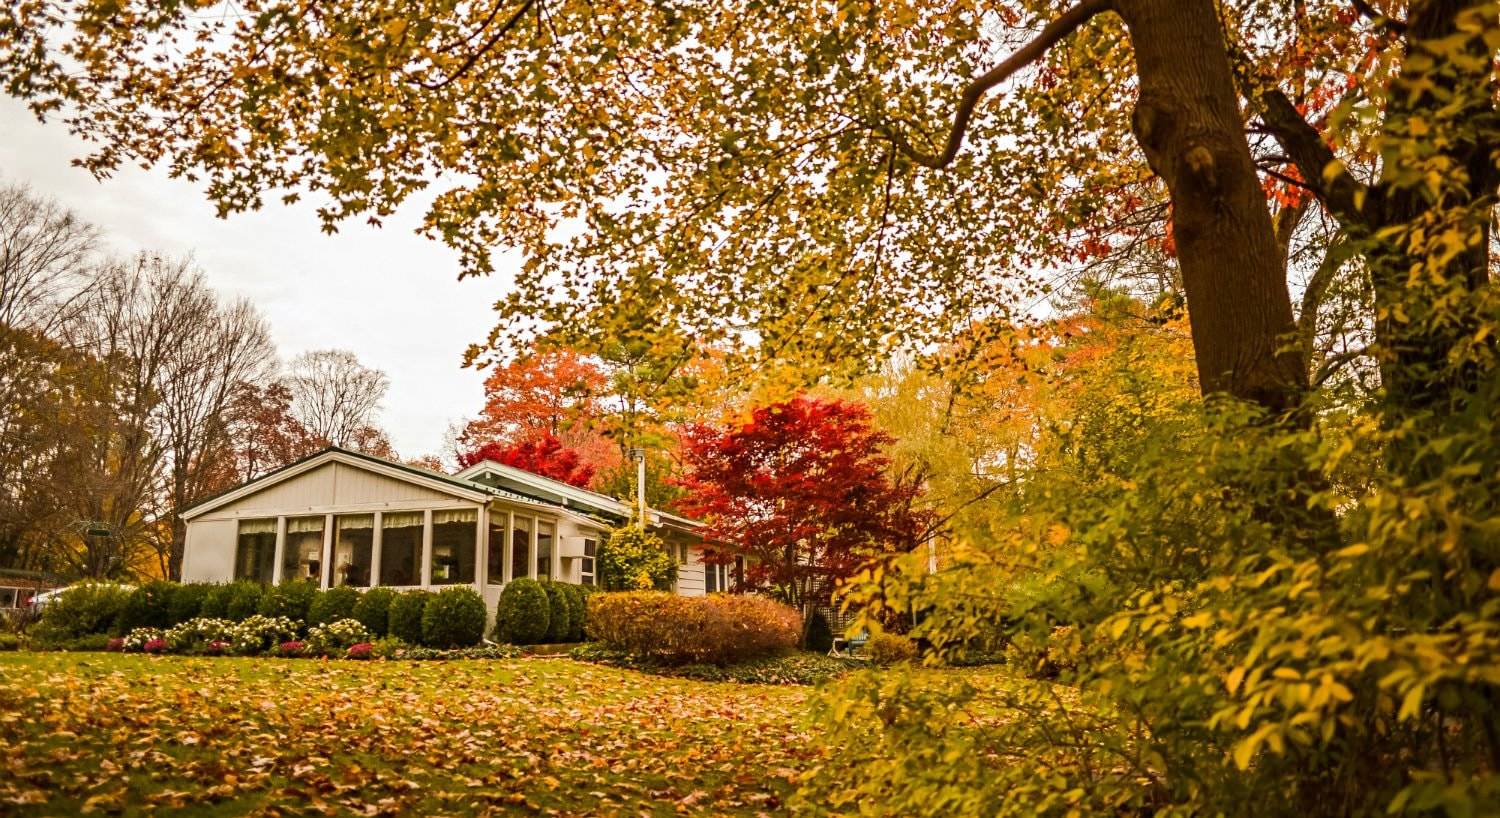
[{"x1": 0, "y1": 181, "x2": 393, "y2": 581}]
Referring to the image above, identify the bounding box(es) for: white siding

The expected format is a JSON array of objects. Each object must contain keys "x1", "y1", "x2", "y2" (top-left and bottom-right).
[
  {"x1": 676, "y1": 543, "x2": 707, "y2": 597},
  {"x1": 198, "y1": 462, "x2": 459, "y2": 520},
  {"x1": 181, "y1": 519, "x2": 236, "y2": 582}
]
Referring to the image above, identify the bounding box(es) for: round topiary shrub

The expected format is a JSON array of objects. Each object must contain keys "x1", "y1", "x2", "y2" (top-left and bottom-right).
[
  {"x1": 495, "y1": 578, "x2": 549, "y2": 645},
  {"x1": 597, "y1": 525, "x2": 675, "y2": 591},
  {"x1": 563, "y1": 584, "x2": 587, "y2": 642},
  {"x1": 167, "y1": 583, "x2": 212, "y2": 626},
  {"x1": 258, "y1": 580, "x2": 317, "y2": 625},
  {"x1": 352, "y1": 587, "x2": 397, "y2": 637},
  {"x1": 420, "y1": 586, "x2": 487, "y2": 648},
  {"x1": 115, "y1": 581, "x2": 177, "y2": 632},
  {"x1": 387, "y1": 590, "x2": 431, "y2": 644},
  {"x1": 307, "y1": 585, "x2": 360, "y2": 627},
  {"x1": 224, "y1": 580, "x2": 265, "y2": 621},
  {"x1": 805, "y1": 610, "x2": 834, "y2": 654},
  {"x1": 542, "y1": 583, "x2": 573, "y2": 644}
]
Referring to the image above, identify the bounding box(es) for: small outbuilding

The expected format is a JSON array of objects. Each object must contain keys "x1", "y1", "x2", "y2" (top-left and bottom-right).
[{"x1": 180, "y1": 447, "x2": 713, "y2": 614}]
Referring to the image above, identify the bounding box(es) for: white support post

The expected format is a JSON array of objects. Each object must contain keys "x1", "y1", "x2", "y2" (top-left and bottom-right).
[
  {"x1": 420, "y1": 509, "x2": 433, "y2": 588},
  {"x1": 550, "y1": 521, "x2": 560, "y2": 583},
  {"x1": 320, "y1": 513, "x2": 334, "y2": 589},
  {"x1": 271, "y1": 516, "x2": 287, "y2": 585},
  {"x1": 370, "y1": 511, "x2": 383, "y2": 588},
  {"x1": 503, "y1": 510, "x2": 514, "y2": 584},
  {"x1": 529, "y1": 516, "x2": 539, "y2": 580},
  {"x1": 474, "y1": 504, "x2": 486, "y2": 592}
]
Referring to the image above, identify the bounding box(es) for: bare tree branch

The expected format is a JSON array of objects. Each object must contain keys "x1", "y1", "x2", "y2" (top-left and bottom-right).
[
  {"x1": 1258, "y1": 89, "x2": 1370, "y2": 226},
  {"x1": 419, "y1": 0, "x2": 538, "y2": 91},
  {"x1": 1350, "y1": 0, "x2": 1407, "y2": 35},
  {"x1": 887, "y1": 0, "x2": 1115, "y2": 169}
]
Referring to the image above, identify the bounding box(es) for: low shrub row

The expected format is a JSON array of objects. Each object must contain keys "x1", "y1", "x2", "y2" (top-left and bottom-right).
[
  {"x1": 585, "y1": 591, "x2": 800, "y2": 665},
  {"x1": 104, "y1": 614, "x2": 522, "y2": 661},
  {"x1": 494, "y1": 578, "x2": 588, "y2": 645},
  {"x1": 33, "y1": 581, "x2": 491, "y2": 650},
  {"x1": 569, "y1": 643, "x2": 862, "y2": 684}
]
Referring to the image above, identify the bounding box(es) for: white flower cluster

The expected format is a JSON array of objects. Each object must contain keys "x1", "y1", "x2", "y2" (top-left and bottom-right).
[
  {"x1": 225, "y1": 615, "x2": 299, "y2": 654},
  {"x1": 306, "y1": 618, "x2": 372, "y2": 654},
  {"x1": 122, "y1": 628, "x2": 163, "y2": 651},
  {"x1": 163, "y1": 617, "x2": 234, "y2": 652}
]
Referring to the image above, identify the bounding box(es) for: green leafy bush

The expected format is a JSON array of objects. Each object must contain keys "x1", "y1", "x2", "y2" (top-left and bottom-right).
[
  {"x1": 306, "y1": 618, "x2": 373, "y2": 655},
  {"x1": 224, "y1": 580, "x2": 264, "y2": 621},
  {"x1": 35, "y1": 582, "x2": 132, "y2": 640},
  {"x1": 0, "y1": 633, "x2": 19, "y2": 651},
  {"x1": 258, "y1": 580, "x2": 317, "y2": 625},
  {"x1": 495, "y1": 578, "x2": 549, "y2": 644},
  {"x1": 167, "y1": 583, "x2": 212, "y2": 625},
  {"x1": 804, "y1": 611, "x2": 834, "y2": 654},
  {"x1": 420, "y1": 587, "x2": 487, "y2": 648},
  {"x1": 115, "y1": 581, "x2": 176, "y2": 632},
  {"x1": 387, "y1": 590, "x2": 430, "y2": 645},
  {"x1": 597, "y1": 525, "x2": 675, "y2": 591},
  {"x1": 543, "y1": 582, "x2": 573, "y2": 644},
  {"x1": 307, "y1": 585, "x2": 360, "y2": 626},
  {"x1": 586, "y1": 591, "x2": 799, "y2": 665},
  {"x1": 865, "y1": 633, "x2": 918, "y2": 666},
  {"x1": 352, "y1": 587, "x2": 397, "y2": 637},
  {"x1": 563, "y1": 584, "x2": 587, "y2": 642}
]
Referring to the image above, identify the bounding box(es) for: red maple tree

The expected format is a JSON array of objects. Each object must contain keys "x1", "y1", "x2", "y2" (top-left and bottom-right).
[
  {"x1": 459, "y1": 433, "x2": 596, "y2": 488},
  {"x1": 674, "y1": 396, "x2": 931, "y2": 627}
]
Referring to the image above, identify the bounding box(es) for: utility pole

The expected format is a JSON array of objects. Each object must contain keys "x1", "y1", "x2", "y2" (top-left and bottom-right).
[{"x1": 629, "y1": 447, "x2": 647, "y2": 529}]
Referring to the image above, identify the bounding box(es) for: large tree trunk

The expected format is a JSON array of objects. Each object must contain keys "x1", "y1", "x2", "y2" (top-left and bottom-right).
[{"x1": 1118, "y1": 0, "x2": 1307, "y2": 415}]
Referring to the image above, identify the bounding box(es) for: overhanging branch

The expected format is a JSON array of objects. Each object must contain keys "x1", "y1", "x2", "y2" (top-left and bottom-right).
[
  {"x1": 1258, "y1": 88, "x2": 1370, "y2": 226},
  {"x1": 888, "y1": 0, "x2": 1115, "y2": 169}
]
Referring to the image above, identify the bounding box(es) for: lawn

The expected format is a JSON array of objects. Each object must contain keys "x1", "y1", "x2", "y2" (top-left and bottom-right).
[{"x1": 0, "y1": 652, "x2": 827, "y2": 816}]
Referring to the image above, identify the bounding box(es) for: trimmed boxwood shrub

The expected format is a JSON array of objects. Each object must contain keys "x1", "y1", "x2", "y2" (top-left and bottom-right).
[
  {"x1": 495, "y1": 578, "x2": 549, "y2": 645},
  {"x1": 224, "y1": 580, "x2": 265, "y2": 621},
  {"x1": 563, "y1": 584, "x2": 587, "y2": 642},
  {"x1": 542, "y1": 583, "x2": 573, "y2": 644},
  {"x1": 35, "y1": 582, "x2": 132, "y2": 640},
  {"x1": 388, "y1": 590, "x2": 431, "y2": 645},
  {"x1": 352, "y1": 587, "x2": 397, "y2": 637},
  {"x1": 308, "y1": 585, "x2": 360, "y2": 627},
  {"x1": 420, "y1": 587, "x2": 487, "y2": 648},
  {"x1": 167, "y1": 583, "x2": 212, "y2": 626},
  {"x1": 115, "y1": 581, "x2": 177, "y2": 632},
  {"x1": 258, "y1": 579, "x2": 317, "y2": 625},
  {"x1": 586, "y1": 591, "x2": 799, "y2": 665}
]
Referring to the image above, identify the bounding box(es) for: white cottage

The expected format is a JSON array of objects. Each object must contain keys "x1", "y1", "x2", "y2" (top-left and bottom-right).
[{"x1": 180, "y1": 447, "x2": 715, "y2": 618}]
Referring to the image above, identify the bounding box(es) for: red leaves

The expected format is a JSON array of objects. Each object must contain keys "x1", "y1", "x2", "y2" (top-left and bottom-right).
[{"x1": 459, "y1": 433, "x2": 597, "y2": 488}]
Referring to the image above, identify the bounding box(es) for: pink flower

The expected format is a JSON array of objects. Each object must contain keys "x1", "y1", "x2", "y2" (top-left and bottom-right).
[
  {"x1": 206, "y1": 640, "x2": 230, "y2": 655},
  {"x1": 278, "y1": 640, "x2": 305, "y2": 656},
  {"x1": 143, "y1": 639, "x2": 167, "y2": 654},
  {"x1": 105, "y1": 638, "x2": 124, "y2": 652},
  {"x1": 347, "y1": 642, "x2": 373, "y2": 660}
]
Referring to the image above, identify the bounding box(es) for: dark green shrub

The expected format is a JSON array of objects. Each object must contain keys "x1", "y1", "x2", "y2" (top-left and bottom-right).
[
  {"x1": 35, "y1": 582, "x2": 132, "y2": 640},
  {"x1": 495, "y1": 578, "x2": 549, "y2": 644},
  {"x1": 805, "y1": 610, "x2": 834, "y2": 654},
  {"x1": 199, "y1": 583, "x2": 230, "y2": 619},
  {"x1": 420, "y1": 586, "x2": 487, "y2": 648},
  {"x1": 258, "y1": 579, "x2": 317, "y2": 624},
  {"x1": 542, "y1": 583, "x2": 573, "y2": 644},
  {"x1": 563, "y1": 584, "x2": 587, "y2": 642},
  {"x1": 64, "y1": 633, "x2": 113, "y2": 652},
  {"x1": 388, "y1": 590, "x2": 431, "y2": 645},
  {"x1": 167, "y1": 583, "x2": 212, "y2": 625},
  {"x1": 0, "y1": 633, "x2": 19, "y2": 651},
  {"x1": 115, "y1": 581, "x2": 176, "y2": 632},
  {"x1": 308, "y1": 585, "x2": 360, "y2": 626},
  {"x1": 224, "y1": 580, "x2": 264, "y2": 621},
  {"x1": 352, "y1": 587, "x2": 397, "y2": 637}
]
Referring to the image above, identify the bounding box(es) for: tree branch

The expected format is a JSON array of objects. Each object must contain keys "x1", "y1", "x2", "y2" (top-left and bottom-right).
[
  {"x1": 888, "y1": 0, "x2": 1115, "y2": 169},
  {"x1": 420, "y1": 0, "x2": 537, "y2": 91},
  {"x1": 1350, "y1": 0, "x2": 1407, "y2": 35},
  {"x1": 1257, "y1": 89, "x2": 1370, "y2": 226}
]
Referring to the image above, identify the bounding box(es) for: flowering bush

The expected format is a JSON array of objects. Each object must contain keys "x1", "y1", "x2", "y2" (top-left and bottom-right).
[
  {"x1": 206, "y1": 640, "x2": 230, "y2": 656},
  {"x1": 306, "y1": 618, "x2": 372, "y2": 656},
  {"x1": 276, "y1": 640, "x2": 305, "y2": 656},
  {"x1": 347, "y1": 642, "x2": 373, "y2": 660},
  {"x1": 586, "y1": 592, "x2": 799, "y2": 665},
  {"x1": 163, "y1": 617, "x2": 234, "y2": 653},
  {"x1": 142, "y1": 638, "x2": 166, "y2": 654},
  {"x1": 105, "y1": 637, "x2": 124, "y2": 652},
  {"x1": 122, "y1": 628, "x2": 163, "y2": 652},
  {"x1": 226, "y1": 615, "x2": 299, "y2": 655}
]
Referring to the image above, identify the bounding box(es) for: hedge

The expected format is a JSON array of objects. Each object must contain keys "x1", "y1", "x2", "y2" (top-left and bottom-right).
[
  {"x1": 167, "y1": 583, "x2": 212, "y2": 625},
  {"x1": 420, "y1": 587, "x2": 487, "y2": 648},
  {"x1": 543, "y1": 582, "x2": 573, "y2": 644},
  {"x1": 495, "y1": 578, "x2": 549, "y2": 644},
  {"x1": 308, "y1": 585, "x2": 360, "y2": 627},
  {"x1": 352, "y1": 587, "x2": 397, "y2": 637},
  {"x1": 586, "y1": 591, "x2": 799, "y2": 665},
  {"x1": 563, "y1": 584, "x2": 587, "y2": 642},
  {"x1": 34, "y1": 582, "x2": 132, "y2": 640},
  {"x1": 116, "y1": 581, "x2": 177, "y2": 632},
  {"x1": 258, "y1": 580, "x2": 318, "y2": 624},
  {"x1": 388, "y1": 590, "x2": 431, "y2": 645}
]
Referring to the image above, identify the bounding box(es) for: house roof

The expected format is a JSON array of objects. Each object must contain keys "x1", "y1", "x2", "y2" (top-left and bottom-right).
[{"x1": 455, "y1": 459, "x2": 703, "y2": 532}]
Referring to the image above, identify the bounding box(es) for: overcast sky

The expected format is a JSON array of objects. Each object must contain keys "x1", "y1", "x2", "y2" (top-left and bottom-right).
[{"x1": 0, "y1": 97, "x2": 514, "y2": 459}]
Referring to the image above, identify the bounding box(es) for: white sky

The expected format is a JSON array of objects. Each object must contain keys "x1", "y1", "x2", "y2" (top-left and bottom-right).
[{"x1": 0, "y1": 97, "x2": 512, "y2": 458}]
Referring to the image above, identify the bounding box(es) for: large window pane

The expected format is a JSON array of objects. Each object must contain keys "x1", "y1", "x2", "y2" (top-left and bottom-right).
[
  {"x1": 235, "y1": 519, "x2": 277, "y2": 583},
  {"x1": 486, "y1": 516, "x2": 507, "y2": 585},
  {"x1": 580, "y1": 537, "x2": 597, "y2": 586},
  {"x1": 536, "y1": 521, "x2": 554, "y2": 581},
  {"x1": 431, "y1": 509, "x2": 477, "y2": 585},
  {"x1": 333, "y1": 515, "x2": 374, "y2": 587},
  {"x1": 283, "y1": 516, "x2": 324, "y2": 582},
  {"x1": 380, "y1": 512, "x2": 422, "y2": 587},
  {"x1": 511, "y1": 516, "x2": 531, "y2": 581}
]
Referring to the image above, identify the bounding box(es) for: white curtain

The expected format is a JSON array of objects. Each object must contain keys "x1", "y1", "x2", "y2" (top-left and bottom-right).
[
  {"x1": 382, "y1": 511, "x2": 424, "y2": 529},
  {"x1": 287, "y1": 516, "x2": 323, "y2": 534},
  {"x1": 238, "y1": 519, "x2": 276, "y2": 535},
  {"x1": 434, "y1": 509, "x2": 477, "y2": 526},
  {"x1": 337, "y1": 514, "x2": 374, "y2": 530}
]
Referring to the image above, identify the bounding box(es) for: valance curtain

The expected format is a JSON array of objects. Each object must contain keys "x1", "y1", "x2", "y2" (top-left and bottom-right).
[
  {"x1": 238, "y1": 519, "x2": 276, "y2": 535},
  {"x1": 338, "y1": 515, "x2": 374, "y2": 530},
  {"x1": 383, "y1": 512, "x2": 423, "y2": 528},
  {"x1": 287, "y1": 517, "x2": 323, "y2": 534},
  {"x1": 434, "y1": 509, "x2": 477, "y2": 525}
]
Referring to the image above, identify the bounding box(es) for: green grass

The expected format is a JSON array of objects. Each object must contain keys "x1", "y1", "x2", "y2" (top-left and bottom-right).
[{"x1": 0, "y1": 651, "x2": 825, "y2": 816}]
